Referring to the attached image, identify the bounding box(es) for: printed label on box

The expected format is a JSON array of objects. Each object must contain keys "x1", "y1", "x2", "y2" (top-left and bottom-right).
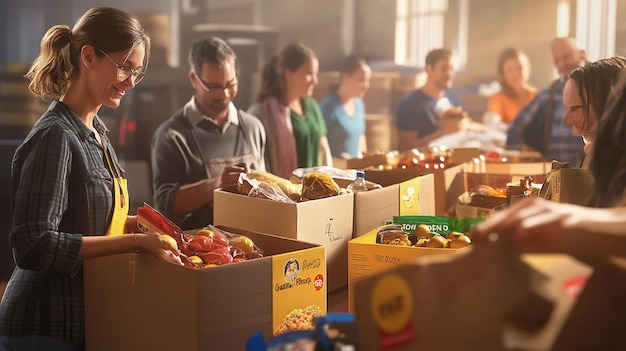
[
  {"x1": 399, "y1": 177, "x2": 420, "y2": 216},
  {"x1": 272, "y1": 249, "x2": 326, "y2": 335},
  {"x1": 371, "y1": 274, "x2": 417, "y2": 350}
]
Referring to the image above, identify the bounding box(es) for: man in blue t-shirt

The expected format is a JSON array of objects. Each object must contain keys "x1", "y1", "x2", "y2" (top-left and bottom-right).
[{"x1": 395, "y1": 48, "x2": 464, "y2": 151}]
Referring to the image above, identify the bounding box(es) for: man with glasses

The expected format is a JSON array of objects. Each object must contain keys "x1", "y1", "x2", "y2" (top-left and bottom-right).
[{"x1": 151, "y1": 37, "x2": 266, "y2": 230}]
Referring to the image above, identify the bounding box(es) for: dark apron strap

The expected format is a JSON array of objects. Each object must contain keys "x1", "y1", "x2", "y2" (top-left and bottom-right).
[{"x1": 542, "y1": 79, "x2": 561, "y2": 159}]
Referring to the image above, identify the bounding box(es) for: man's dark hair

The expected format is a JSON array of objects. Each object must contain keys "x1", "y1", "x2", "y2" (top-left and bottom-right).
[
  {"x1": 188, "y1": 37, "x2": 236, "y2": 74},
  {"x1": 425, "y1": 48, "x2": 453, "y2": 68}
]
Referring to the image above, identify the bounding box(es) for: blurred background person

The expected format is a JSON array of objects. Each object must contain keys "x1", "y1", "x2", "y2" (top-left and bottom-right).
[
  {"x1": 151, "y1": 37, "x2": 266, "y2": 230},
  {"x1": 248, "y1": 43, "x2": 331, "y2": 178},
  {"x1": 483, "y1": 48, "x2": 537, "y2": 126},
  {"x1": 506, "y1": 37, "x2": 586, "y2": 166},
  {"x1": 473, "y1": 69, "x2": 626, "y2": 259},
  {"x1": 395, "y1": 48, "x2": 464, "y2": 151},
  {"x1": 319, "y1": 54, "x2": 371, "y2": 159},
  {"x1": 0, "y1": 7, "x2": 181, "y2": 351},
  {"x1": 563, "y1": 55, "x2": 626, "y2": 161}
]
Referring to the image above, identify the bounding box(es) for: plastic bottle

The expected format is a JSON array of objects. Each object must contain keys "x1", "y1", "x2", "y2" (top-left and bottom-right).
[{"x1": 347, "y1": 171, "x2": 368, "y2": 193}]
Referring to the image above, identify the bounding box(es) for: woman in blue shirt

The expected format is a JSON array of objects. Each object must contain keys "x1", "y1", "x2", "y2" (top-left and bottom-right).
[{"x1": 319, "y1": 55, "x2": 372, "y2": 159}]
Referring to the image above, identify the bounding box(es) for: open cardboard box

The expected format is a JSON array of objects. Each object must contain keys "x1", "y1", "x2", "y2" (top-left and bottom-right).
[
  {"x1": 84, "y1": 226, "x2": 326, "y2": 351},
  {"x1": 348, "y1": 226, "x2": 469, "y2": 312},
  {"x1": 352, "y1": 236, "x2": 593, "y2": 351},
  {"x1": 351, "y1": 172, "x2": 436, "y2": 239},
  {"x1": 365, "y1": 161, "x2": 469, "y2": 216},
  {"x1": 539, "y1": 162, "x2": 594, "y2": 206},
  {"x1": 455, "y1": 191, "x2": 506, "y2": 219},
  {"x1": 214, "y1": 189, "x2": 353, "y2": 292},
  {"x1": 332, "y1": 153, "x2": 388, "y2": 170}
]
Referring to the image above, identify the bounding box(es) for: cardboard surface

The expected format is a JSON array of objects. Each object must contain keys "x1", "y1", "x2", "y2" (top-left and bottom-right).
[
  {"x1": 485, "y1": 162, "x2": 552, "y2": 175},
  {"x1": 348, "y1": 227, "x2": 467, "y2": 312},
  {"x1": 540, "y1": 167, "x2": 594, "y2": 206},
  {"x1": 333, "y1": 154, "x2": 388, "y2": 170},
  {"x1": 366, "y1": 161, "x2": 470, "y2": 216},
  {"x1": 353, "y1": 236, "x2": 533, "y2": 351},
  {"x1": 214, "y1": 190, "x2": 354, "y2": 292},
  {"x1": 352, "y1": 173, "x2": 436, "y2": 239},
  {"x1": 455, "y1": 192, "x2": 505, "y2": 219},
  {"x1": 84, "y1": 227, "x2": 326, "y2": 351},
  {"x1": 503, "y1": 254, "x2": 593, "y2": 351}
]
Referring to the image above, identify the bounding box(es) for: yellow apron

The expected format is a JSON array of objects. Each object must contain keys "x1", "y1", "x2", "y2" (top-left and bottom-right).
[{"x1": 103, "y1": 145, "x2": 129, "y2": 236}]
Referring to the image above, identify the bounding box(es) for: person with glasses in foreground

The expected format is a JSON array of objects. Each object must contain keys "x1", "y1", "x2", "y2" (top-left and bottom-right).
[
  {"x1": 473, "y1": 69, "x2": 626, "y2": 261},
  {"x1": 151, "y1": 37, "x2": 266, "y2": 230},
  {"x1": 0, "y1": 7, "x2": 182, "y2": 351}
]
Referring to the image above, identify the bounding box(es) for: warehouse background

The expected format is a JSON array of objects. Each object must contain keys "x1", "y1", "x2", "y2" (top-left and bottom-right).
[{"x1": 1, "y1": 0, "x2": 625, "y2": 283}]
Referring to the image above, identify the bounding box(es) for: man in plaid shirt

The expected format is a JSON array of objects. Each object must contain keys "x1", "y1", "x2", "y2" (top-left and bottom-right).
[{"x1": 506, "y1": 37, "x2": 586, "y2": 166}]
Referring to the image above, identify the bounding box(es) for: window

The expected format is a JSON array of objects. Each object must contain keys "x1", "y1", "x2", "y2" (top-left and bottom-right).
[
  {"x1": 395, "y1": 0, "x2": 448, "y2": 66},
  {"x1": 575, "y1": 0, "x2": 616, "y2": 60}
]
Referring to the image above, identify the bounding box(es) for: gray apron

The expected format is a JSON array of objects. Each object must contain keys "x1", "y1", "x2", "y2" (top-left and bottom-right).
[{"x1": 186, "y1": 110, "x2": 260, "y2": 179}]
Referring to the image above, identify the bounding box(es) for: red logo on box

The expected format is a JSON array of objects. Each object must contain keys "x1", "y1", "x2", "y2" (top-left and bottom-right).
[
  {"x1": 378, "y1": 320, "x2": 417, "y2": 350},
  {"x1": 563, "y1": 275, "x2": 588, "y2": 299},
  {"x1": 314, "y1": 274, "x2": 324, "y2": 291}
]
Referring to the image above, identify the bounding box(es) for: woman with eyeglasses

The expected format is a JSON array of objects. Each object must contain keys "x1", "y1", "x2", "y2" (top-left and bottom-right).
[
  {"x1": 0, "y1": 7, "x2": 181, "y2": 351},
  {"x1": 248, "y1": 43, "x2": 332, "y2": 178}
]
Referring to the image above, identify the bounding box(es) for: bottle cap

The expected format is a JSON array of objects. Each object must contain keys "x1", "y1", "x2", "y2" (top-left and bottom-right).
[{"x1": 356, "y1": 171, "x2": 365, "y2": 178}]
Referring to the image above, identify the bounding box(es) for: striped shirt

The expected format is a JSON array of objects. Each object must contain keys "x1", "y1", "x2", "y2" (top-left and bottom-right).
[
  {"x1": 0, "y1": 100, "x2": 119, "y2": 342},
  {"x1": 506, "y1": 78, "x2": 585, "y2": 166}
]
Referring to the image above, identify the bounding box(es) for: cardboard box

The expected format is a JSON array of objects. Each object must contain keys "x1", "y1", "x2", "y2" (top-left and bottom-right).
[
  {"x1": 540, "y1": 167, "x2": 593, "y2": 206},
  {"x1": 484, "y1": 161, "x2": 551, "y2": 175},
  {"x1": 455, "y1": 192, "x2": 506, "y2": 219},
  {"x1": 352, "y1": 233, "x2": 593, "y2": 351},
  {"x1": 214, "y1": 190, "x2": 354, "y2": 292},
  {"x1": 352, "y1": 173, "x2": 435, "y2": 239},
  {"x1": 348, "y1": 227, "x2": 467, "y2": 312},
  {"x1": 84, "y1": 227, "x2": 326, "y2": 351},
  {"x1": 503, "y1": 254, "x2": 593, "y2": 350},
  {"x1": 366, "y1": 161, "x2": 470, "y2": 216},
  {"x1": 332, "y1": 153, "x2": 388, "y2": 170},
  {"x1": 464, "y1": 172, "x2": 544, "y2": 194}
]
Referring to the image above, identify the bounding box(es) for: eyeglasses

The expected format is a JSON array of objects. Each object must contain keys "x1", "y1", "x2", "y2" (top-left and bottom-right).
[
  {"x1": 96, "y1": 48, "x2": 146, "y2": 84},
  {"x1": 192, "y1": 71, "x2": 238, "y2": 93}
]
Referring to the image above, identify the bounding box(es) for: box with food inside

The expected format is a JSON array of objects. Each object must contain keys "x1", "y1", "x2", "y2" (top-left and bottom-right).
[
  {"x1": 214, "y1": 176, "x2": 354, "y2": 292},
  {"x1": 352, "y1": 235, "x2": 593, "y2": 351},
  {"x1": 351, "y1": 172, "x2": 436, "y2": 239},
  {"x1": 347, "y1": 218, "x2": 476, "y2": 312},
  {"x1": 365, "y1": 162, "x2": 469, "y2": 217},
  {"x1": 361, "y1": 147, "x2": 480, "y2": 217},
  {"x1": 84, "y1": 226, "x2": 326, "y2": 351},
  {"x1": 484, "y1": 161, "x2": 552, "y2": 175}
]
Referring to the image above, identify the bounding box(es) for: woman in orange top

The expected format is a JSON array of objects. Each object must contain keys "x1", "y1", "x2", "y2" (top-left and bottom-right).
[{"x1": 484, "y1": 48, "x2": 537, "y2": 124}]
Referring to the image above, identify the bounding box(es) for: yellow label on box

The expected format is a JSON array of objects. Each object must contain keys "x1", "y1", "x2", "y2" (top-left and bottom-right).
[
  {"x1": 399, "y1": 177, "x2": 420, "y2": 216},
  {"x1": 272, "y1": 248, "x2": 326, "y2": 334}
]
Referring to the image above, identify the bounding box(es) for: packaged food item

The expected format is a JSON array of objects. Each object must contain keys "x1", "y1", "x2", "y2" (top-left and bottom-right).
[
  {"x1": 247, "y1": 313, "x2": 357, "y2": 351},
  {"x1": 137, "y1": 204, "x2": 265, "y2": 269},
  {"x1": 300, "y1": 171, "x2": 341, "y2": 201}
]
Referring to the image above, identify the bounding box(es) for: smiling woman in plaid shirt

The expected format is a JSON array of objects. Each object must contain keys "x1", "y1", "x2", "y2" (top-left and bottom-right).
[{"x1": 0, "y1": 7, "x2": 182, "y2": 351}]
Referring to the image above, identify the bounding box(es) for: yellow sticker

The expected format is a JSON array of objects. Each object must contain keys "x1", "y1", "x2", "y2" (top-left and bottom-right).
[
  {"x1": 271, "y1": 248, "x2": 326, "y2": 335},
  {"x1": 371, "y1": 273, "x2": 413, "y2": 333},
  {"x1": 399, "y1": 177, "x2": 420, "y2": 216}
]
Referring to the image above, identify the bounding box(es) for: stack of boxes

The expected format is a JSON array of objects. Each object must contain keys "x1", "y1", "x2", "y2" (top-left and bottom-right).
[{"x1": 83, "y1": 147, "x2": 601, "y2": 349}]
